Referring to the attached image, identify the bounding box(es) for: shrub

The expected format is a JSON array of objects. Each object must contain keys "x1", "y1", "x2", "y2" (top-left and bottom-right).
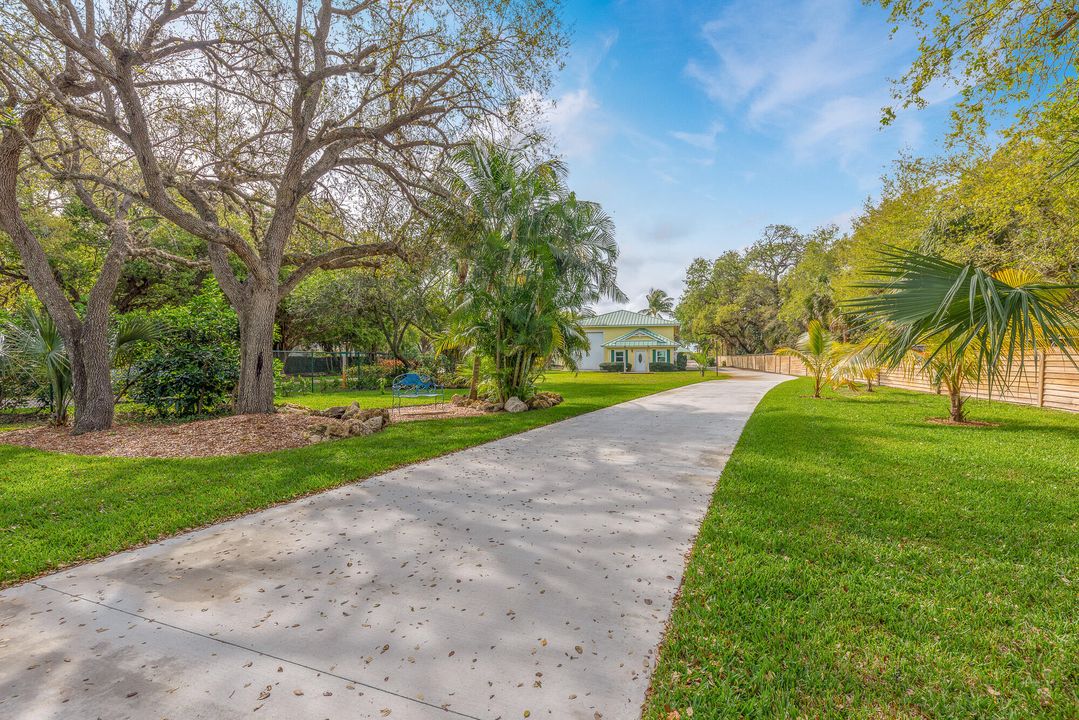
[
  {"x1": 675, "y1": 352, "x2": 688, "y2": 370},
  {"x1": 377, "y1": 358, "x2": 406, "y2": 379},
  {"x1": 129, "y1": 285, "x2": 240, "y2": 416},
  {"x1": 599, "y1": 362, "x2": 624, "y2": 372},
  {"x1": 649, "y1": 361, "x2": 677, "y2": 372}
]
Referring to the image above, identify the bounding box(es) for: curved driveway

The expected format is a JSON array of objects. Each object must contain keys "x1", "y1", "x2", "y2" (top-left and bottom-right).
[{"x1": 0, "y1": 372, "x2": 782, "y2": 720}]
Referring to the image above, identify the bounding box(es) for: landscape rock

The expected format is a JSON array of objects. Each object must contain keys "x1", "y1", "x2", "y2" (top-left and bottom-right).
[
  {"x1": 526, "y1": 392, "x2": 564, "y2": 410},
  {"x1": 276, "y1": 403, "x2": 313, "y2": 415},
  {"x1": 325, "y1": 421, "x2": 350, "y2": 438},
  {"x1": 481, "y1": 402, "x2": 504, "y2": 413},
  {"x1": 362, "y1": 415, "x2": 384, "y2": 433},
  {"x1": 320, "y1": 405, "x2": 348, "y2": 419},
  {"x1": 341, "y1": 402, "x2": 362, "y2": 420},
  {"x1": 450, "y1": 394, "x2": 468, "y2": 407},
  {"x1": 504, "y1": 397, "x2": 529, "y2": 413},
  {"x1": 347, "y1": 420, "x2": 373, "y2": 437}
]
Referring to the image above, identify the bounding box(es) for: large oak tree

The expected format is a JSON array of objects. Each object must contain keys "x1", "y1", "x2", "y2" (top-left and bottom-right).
[{"x1": 11, "y1": 0, "x2": 564, "y2": 413}]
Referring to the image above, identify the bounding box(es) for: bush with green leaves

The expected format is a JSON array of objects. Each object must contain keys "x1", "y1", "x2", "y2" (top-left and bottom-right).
[
  {"x1": 649, "y1": 361, "x2": 677, "y2": 372},
  {"x1": 129, "y1": 285, "x2": 240, "y2": 416},
  {"x1": 598, "y1": 362, "x2": 624, "y2": 372},
  {"x1": 675, "y1": 352, "x2": 688, "y2": 370}
]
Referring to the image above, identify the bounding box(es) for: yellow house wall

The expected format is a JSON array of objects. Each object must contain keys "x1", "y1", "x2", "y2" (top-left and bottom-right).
[{"x1": 591, "y1": 326, "x2": 678, "y2": 367}]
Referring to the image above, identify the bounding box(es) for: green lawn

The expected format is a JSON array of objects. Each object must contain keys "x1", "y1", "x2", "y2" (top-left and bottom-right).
[
  {"x1": 279, "y1": 385, "x2": 467, "y2": 411},
  {"x1": 646, "y1": 377, "x2": 1078, "y2": 719},
  {"x1": 0, "y1": 371, "x2": 715, "y2": 587}
]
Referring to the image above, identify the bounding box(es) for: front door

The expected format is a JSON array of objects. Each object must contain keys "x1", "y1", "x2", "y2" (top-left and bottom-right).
[{"x1": 634, "y1": 350, "x2": 648, "y2": 372}]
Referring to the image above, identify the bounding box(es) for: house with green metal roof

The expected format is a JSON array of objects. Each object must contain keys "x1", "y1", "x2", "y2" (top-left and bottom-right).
[{"x1": 577, "y1": 309, "x2": 680, "y2": 372}]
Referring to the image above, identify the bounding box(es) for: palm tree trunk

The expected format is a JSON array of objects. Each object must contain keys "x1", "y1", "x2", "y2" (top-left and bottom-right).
[
  {"x1": 468, "y1": 354, "x2": 481, "y2": 400},
  {"x1": 949, "y1": 388, "x2": 966, "y2": 422}
]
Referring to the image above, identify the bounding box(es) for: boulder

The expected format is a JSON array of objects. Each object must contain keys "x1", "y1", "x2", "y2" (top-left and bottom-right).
[
  {"x1": 362, "y1": 415, "x2": 384, "y2": 433},
  {"x1": 481, "y1": 402, "x2": 504, "y2": 413},
  {"x1": 325, "y1": 421, "x2": 350, "y2": 438},
  {"x1": 504, "y1": 396, "x2": 529, "y2": 413},
  {"x1": 354, "y1": 407, "x2": 390, "y2": 423},
  {"x1": 276, "y1": 403, "x2": 313, "y2": 415},
  {"x1": 320, "y1": 405, "x2": 348, "y2": 419},
  {"x1": 347, "y1": 420, "x2": 373, "y2": 437},
  {"x1": 450, "y1": 394, "x2": 468, "y2": 407},
  {"x1": 527, "y1": 391, "x2": 564, "y2": 410},
  {"x1": 341, "y1": 401, "x2": 363, "y2": 420}
]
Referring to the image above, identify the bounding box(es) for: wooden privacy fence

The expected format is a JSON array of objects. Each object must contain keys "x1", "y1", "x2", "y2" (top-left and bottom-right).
[{"x1": 718, "y1": 351, "x2": 1079, "y2": 413}]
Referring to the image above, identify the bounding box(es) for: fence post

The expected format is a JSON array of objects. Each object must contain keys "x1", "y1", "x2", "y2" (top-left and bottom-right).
[{"x1": 1038, "y1": 350, "x2": 1047, "y2": 407}]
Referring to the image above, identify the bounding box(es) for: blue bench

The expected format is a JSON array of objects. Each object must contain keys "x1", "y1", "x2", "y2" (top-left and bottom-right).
[{"x1": 391, "y1": 372, "x2": 445, "y2": 412}]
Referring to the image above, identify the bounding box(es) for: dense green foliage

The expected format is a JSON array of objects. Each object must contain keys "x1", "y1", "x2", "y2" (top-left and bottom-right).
[
  {"x1": 129, "y1": 286, "x2": 239, "y2": 416},
  {"x1": 438, "y1": 140, "x2": 624, "y2": 401},
  {"x1": 646, "y1": 378, "x2": 1079, "y2": 719},
  {"x1": 0, "y1": 371, "x2": 713, "y2": 586}
]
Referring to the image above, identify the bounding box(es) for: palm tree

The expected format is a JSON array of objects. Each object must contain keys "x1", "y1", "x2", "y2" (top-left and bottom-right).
[
  {"x1": 436, "y1": 139, "x2": 625, "y2": 402},
  {"x1": 776, "y1": 319, "x2": 842, "y2": 398},
  {"x1": 2, "y1": 305, "x2": 158, "y2": 426},
  {"x1": 835, "y1": 341, "x2": 884, "y2": 392},
  {"x1": 689, "y1": 350, "x2": 711, "y2": 376},
  {"x1": 848, "y1": 248, "x2": 1079, "y2": 422},
  {"x1": 642, "y1": 288, "x2": 674, "y2": 317}
]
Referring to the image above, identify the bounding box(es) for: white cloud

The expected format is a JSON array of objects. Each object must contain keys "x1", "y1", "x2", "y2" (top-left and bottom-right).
[
  {"x1": 682, "y1": 0, "x2": 927, "y2": 176},
  {"x1": 670, "y1": 122, "x2": 724, "y2": 151}
]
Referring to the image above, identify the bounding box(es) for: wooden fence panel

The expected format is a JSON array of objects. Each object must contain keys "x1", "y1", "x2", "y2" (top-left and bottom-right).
[{"x1": 718, "y1": 351, "x2": 1078, "y2": 413}]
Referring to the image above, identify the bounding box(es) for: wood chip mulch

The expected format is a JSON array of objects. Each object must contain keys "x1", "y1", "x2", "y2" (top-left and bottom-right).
[
  {"x1": 0, "y1": 404, "x2": 493, "y2": 459},
  {"x1": 0, "y1": 413, "x2": 335, "y2": 459}
]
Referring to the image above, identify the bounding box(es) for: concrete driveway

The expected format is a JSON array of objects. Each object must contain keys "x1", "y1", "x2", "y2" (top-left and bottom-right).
[{"x1": 0, "y1": 372, "x2": 783, "y2": 720}]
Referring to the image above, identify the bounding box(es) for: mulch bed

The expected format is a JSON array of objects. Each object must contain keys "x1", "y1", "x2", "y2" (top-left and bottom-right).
[
  {"x1": 0, "y1": 404, "x2": 491, "y2": 459},
  {"x1": 0, "y1": 413, "x2": 337, "y2": 459}
]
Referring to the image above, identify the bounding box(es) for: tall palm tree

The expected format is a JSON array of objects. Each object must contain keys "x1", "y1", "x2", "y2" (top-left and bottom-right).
[
  {"x1": 776, "y1": 319, "x2": 842, "y2": 398},
  {"x1": 848, "y1": 247, "x2": 1079, "y2": 421},
  {"x1": 642, "y1": 288, "x2": 674, "y2": 317},
  {"x1": 436, "y1": 139, "x2": 625, "y2": 401}
]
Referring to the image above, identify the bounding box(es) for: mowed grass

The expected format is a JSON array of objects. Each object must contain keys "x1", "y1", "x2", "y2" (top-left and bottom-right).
[
  {"x1": 0, "y1": 371, "x2": 716, "y2": 586},
  {"x1": 645, "y1": 378, "x2": 1079, "y2": 719},
  {"x1": 279, "y1": 385, "x2": 467, "y2": 411}
]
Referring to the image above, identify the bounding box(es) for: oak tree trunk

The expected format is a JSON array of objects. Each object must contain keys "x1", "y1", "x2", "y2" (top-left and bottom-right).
[
  {"x1": 234, "y1": 288, "x2": 278, "y2": 414},
  {"x1": 67, "y1": 321, "x2": 117, "y2": 434}
]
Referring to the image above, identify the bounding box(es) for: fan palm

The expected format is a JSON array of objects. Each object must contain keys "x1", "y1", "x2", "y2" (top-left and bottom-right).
[
  {"x1": 776, "y1": 319, "x2": 842, "y2": 398},
  {"x1": 642, "y1": 288, "x2": 674, "y2": 317},
  {"x1": 2, "y1": 305, "x2": 159, "y2": 425},
  {"x1": 848, "y1": 247, "x2": 1079, "y2": 421}
]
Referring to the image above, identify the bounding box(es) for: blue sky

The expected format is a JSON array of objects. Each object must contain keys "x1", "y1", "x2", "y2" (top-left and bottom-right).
[{"x1": 542, "y1": 0, "x2": 957, "y2": 311}]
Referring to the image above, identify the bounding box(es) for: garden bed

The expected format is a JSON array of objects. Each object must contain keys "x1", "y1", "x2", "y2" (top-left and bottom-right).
[
  {"x1": 0, "y1": 413, "x2": 336, "y2": 458},
  {"x1": 0, "y1": 403, "x2": 493, "y2": 458}
]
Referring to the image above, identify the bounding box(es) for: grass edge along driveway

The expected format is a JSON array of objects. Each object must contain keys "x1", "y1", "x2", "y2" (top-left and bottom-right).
[
  {"x1": 0, "y1": 371, "x2": 719, "y2": 587},
  {"x1": 644, "y1": 377, "x2": 1078, "y2": 720}
]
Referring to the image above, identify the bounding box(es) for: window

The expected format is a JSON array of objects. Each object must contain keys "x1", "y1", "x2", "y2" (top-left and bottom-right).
[
  {"x1": 653, "y1": 349, "x2": 670, "y2": 363},
  {"x1": 611, "y1": 350, "x2": 625, "y2": 364}
]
